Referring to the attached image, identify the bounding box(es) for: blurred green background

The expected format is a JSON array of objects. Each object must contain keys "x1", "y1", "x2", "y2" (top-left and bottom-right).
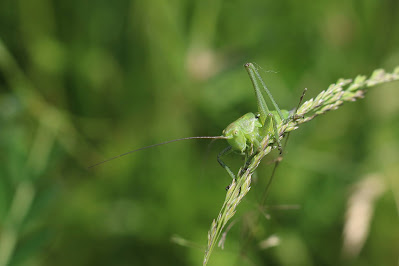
[{"x1": 0, "y1": 0, "x2": 398, "y2": 265}]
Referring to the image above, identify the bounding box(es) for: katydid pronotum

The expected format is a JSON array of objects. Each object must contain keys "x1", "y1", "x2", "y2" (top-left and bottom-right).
[{"x1": 89, "y1": 63, "x2": 304, "y2": 185}]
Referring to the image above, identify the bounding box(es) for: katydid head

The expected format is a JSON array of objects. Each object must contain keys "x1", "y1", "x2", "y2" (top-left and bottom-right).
[
  {"x1": 222, "y1": 113, "x2": 258, "y2": 153},
  {"x1": 88, "y1": 135, "x2": 228, "y2": 169},
  {"x1": 222, "y1": 124, "x2": 246, "y2": 152}
]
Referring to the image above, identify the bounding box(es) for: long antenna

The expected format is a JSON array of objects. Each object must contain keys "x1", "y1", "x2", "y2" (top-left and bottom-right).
[{"x1": 88, "y1": 136, "x2": 228, "y2": 169}]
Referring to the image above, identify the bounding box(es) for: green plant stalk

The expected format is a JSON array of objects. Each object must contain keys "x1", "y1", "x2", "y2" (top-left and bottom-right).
[
  {"x1": 0, "y1": 38, "x2": 74, "y2": 266},
  {"x1": 0, "y1": 182, "x2": 35, "y2": 266},
  {"x1": 204, "y1": 66, "x2": 399, "y2": 265}
]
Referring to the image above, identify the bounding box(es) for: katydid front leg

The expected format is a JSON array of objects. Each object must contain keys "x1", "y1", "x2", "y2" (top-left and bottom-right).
[
  {"x1": 217, "y1": 146, "x2": 236, "y2": 180},
  {"x1": 263, "y1": 113, "x2": 283, "y2": 154}
]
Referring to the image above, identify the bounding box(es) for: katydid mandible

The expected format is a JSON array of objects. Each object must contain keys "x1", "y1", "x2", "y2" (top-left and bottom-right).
[{"x1": 89, "y1": 63, "x2": 294, "y2": 181}]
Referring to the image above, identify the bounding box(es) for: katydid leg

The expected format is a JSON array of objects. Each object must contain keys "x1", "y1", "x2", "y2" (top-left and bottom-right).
[
  {"x1": 245, "y1": 63, "x2": 284, "y2": 121},
  {"x1": 217, "y1": 146, "x2": 236, "y2": 180},
  {"x1": 254, "y1": 70, "x2": 284, "y2": 121},
  {"x1": 245, "y1": 63, "x2": 269, "y2": 122},
  {"x1": 259, "y1": 113, "x2": 283, "y2": 154},
  {"x1": 290, "y1": 87, "x2": 308, "y2": 121},
  {"x1": 261, "y1": 88, "x2": 309, "y2": 204}
]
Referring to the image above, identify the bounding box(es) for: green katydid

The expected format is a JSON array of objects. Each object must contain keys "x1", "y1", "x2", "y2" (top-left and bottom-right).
[
  {"x1": 89, "y1": 63, "x2": 302, "y2": 182},
  {"x1": 217, "y1": 63, "x2": 295, "y2": 180}
]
